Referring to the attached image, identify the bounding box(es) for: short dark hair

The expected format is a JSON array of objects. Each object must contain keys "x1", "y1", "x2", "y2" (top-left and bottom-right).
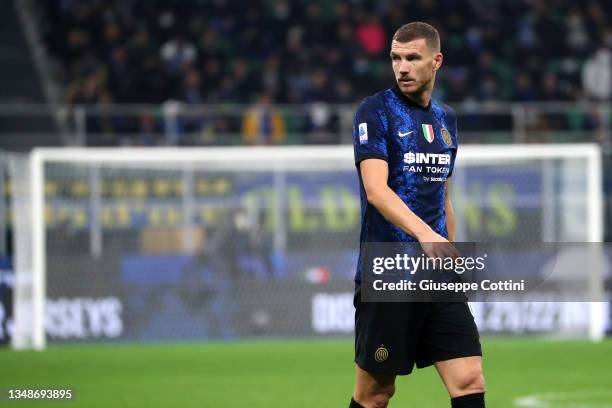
[{"x1": 392, "y1": 22, "x2": 440, "y2": 52}]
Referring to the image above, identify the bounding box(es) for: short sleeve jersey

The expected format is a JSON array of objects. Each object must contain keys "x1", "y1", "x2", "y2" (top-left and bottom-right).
[{"x1": 353, "y1": 86, "x2": 458, "y2": 282}]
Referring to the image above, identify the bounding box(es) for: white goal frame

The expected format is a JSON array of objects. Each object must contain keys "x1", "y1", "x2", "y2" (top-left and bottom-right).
[{"x1": 13, "y1": 144, "x2": 604, "y2": 349}]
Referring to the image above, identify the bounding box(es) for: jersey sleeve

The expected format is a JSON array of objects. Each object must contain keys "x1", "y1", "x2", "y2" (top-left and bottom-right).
[
  {"x1": 353, "y1": 96, "x2": 388, "y2": 165},
  {"x1": 447, "y1": 107, "x2": 459, "y2": 178}
]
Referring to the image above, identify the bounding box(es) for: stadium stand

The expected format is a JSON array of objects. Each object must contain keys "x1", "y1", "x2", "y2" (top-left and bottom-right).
[
  {"x1": 0, "y1": 1, "x2": 60, "y2": 149},
  {"x1": 37, "y1": 0, "x2": 612, "y2": 105},
  {"x1": 8, "y1": 0, "x2": 601, "y2": 148}
]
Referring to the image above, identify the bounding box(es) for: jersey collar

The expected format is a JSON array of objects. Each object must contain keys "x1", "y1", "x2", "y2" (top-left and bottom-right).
[{"x1": 391, "y1": 85, "x2": 432, "y2": 111}]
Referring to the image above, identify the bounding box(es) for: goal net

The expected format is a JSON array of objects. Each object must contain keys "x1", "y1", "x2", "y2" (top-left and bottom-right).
[{"x1": 7, "y1": 145, "x2": 606, "y2": 349}]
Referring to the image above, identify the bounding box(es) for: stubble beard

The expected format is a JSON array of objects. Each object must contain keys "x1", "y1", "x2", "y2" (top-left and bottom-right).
[{"x1": 398, "y1": 77, "x2": 432, "y2": 101}]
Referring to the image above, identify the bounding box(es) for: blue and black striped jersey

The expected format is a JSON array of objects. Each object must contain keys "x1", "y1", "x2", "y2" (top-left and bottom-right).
[{"x1": 353, "y1": 86, "x2": 458, "y2": 282}]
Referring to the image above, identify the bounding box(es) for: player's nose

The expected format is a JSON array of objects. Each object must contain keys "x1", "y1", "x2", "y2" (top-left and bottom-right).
[{"x1": 399, "y1": 60, "x2": 410, "y2": 74}]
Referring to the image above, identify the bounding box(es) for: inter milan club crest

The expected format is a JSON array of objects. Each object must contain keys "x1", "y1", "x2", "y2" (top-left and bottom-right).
[
  {"x1": 421, "y1": 124, "x2": 435, "y2": 143},
  {"x1": 375, "y1": 345, "x2": 389, "y2": 362},
  {"x1": 441, "y1": 128, "x2": 452, "y2": 146}
]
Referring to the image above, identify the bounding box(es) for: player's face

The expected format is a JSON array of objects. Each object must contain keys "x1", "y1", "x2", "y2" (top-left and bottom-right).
[{"x1": 390, "y1": 39, "x2": 442, "y2": 96}]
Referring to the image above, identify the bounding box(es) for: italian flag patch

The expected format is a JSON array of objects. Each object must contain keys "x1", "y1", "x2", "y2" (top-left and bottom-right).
[{"x1": 422, "y1": 124, "x2": 435, "y2": 143}]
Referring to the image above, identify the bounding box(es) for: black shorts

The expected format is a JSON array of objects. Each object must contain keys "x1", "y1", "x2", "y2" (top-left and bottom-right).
[{"x1": 354, "y1": 283, "x2": 482, "y2": 376}]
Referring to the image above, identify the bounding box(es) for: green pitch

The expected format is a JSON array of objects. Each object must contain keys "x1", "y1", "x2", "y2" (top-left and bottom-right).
[{"x1": 1, "y1": 338, "x2": 612, "y2": 407}]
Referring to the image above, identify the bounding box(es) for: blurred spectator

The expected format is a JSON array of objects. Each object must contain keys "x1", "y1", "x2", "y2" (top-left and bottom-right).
[
  {"x1": 138, "y1": 115, "x2": 159, "y2": 146},
  {"x1": 241, "y1": 94, "x2": 285, "y2": 145},
  {"x1": 540, "y1": 73, "x2": 567, "y2": 101},
  {"x1": 67, "y1": 73, "x2": 104, "y2": 104},
  {"x1": 181, "y1": 69, "x2": 203, "y2": 105},
  {"x1": 582, "y1": 47, "x2": 612, "y2": 100},
  {"x1": 513, "y1": 74, "x2": 538, "y2": 102},
  {"x1": 305, "y1": 102, "x2": 340, "y2": 144},
  {"x1": 160, "y1": 35, "x2": 197, "y2": 74},
  {"x1": 356, "y1": 17, "x2": 386, "y2": 55}
]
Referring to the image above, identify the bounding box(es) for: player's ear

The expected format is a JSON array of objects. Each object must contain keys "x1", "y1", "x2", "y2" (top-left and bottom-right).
[{"x1": 433, "y1": 52, "x2": 443, "y2": 72}]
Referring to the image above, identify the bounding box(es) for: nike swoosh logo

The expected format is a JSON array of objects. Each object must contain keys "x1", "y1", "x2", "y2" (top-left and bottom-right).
[{"x1": 398, "y1": 130, "x2": 414, "y2": 138}]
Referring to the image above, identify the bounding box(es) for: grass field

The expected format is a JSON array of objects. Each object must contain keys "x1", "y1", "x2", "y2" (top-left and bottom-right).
[{"x1": 1, "y1": 338, "x2": 612, "y2": 407}]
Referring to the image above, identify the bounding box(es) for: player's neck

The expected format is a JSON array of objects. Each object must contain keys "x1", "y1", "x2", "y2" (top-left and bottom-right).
[
  {"x1": 394, "y1": 87, "x2": 432, "y2": 110},
  {"x1": 403, "y1": 91, "x2": 431, "y2": 108},
  {"x1": 395, "y1": 80, "x2": 435, "y2": 109}
]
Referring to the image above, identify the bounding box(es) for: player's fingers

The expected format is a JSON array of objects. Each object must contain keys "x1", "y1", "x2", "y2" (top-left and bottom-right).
[
  {"x1": 446, "y1": 243, "x2": 460, "y2": 259},
  {"x1": 429, "y1": 242, "x2": 444, "y2": 258},
  {"x1": 421, "y1": 243, "x2": 436, "y2": 259},
  {"x1": 431, "y1": 242, "x2": 456, "y2": 259}
]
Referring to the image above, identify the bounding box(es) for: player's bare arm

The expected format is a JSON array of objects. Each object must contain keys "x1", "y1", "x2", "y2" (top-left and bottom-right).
[{"x1": 360, "y1": 158, "x2": 459, "y2": 259}]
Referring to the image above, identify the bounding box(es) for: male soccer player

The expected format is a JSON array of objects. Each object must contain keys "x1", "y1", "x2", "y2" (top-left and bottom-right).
[{"x1": 349, "y1": 22, "x2": 485, "y2": 408}]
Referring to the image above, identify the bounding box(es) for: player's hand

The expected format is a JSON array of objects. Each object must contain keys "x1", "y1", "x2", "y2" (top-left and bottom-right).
[{"x1": 418, "y1": 230, "x2": 460, "y2": 260}]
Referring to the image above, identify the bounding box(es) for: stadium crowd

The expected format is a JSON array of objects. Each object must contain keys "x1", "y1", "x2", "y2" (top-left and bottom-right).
[{"x1": 38, "y1": 0, "x2": 612, "y2": 144}]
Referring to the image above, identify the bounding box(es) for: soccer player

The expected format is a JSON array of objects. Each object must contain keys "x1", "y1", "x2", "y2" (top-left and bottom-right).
[{"x1": 349, "y1": 23, "x2": 485, "y2": 408}]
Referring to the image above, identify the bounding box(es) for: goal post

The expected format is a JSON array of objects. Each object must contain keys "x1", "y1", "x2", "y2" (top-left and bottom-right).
[{"x1": 10, "y1": 144, "x2": 605, "y2": 349}]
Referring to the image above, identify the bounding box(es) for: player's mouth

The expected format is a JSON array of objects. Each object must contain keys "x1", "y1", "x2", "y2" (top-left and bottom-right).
[{"x1": 399, "y1": 78, "x2": 415, "y2": 85}]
